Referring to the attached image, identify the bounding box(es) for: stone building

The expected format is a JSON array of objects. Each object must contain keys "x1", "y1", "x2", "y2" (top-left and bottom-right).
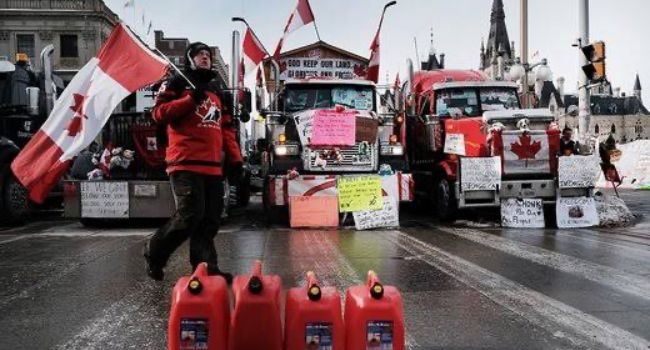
[
  {"x1": 154, "y1": 30, "x2": 229, "y2": 88},
  {"x1": 0, "y1": 0, "x2": 119, "y2": 83}
]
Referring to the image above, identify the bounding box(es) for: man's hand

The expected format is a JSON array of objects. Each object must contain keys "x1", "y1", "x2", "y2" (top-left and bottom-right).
[
  {"x1": 166, "y1": 75, "x2": 187, "y2": 92},
  {"x1": 227, "y1": 162, "x2": 245, "y2": 184}
]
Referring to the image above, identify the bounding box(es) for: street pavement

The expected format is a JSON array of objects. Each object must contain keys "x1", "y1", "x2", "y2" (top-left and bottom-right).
[{"x1": 0, "y1": 189, "x2": 648, "y2": 349}]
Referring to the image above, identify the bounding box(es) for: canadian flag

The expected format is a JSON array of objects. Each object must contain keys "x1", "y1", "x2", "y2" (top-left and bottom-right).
[
  {"x1": 242, "y1": 28, "x2": 266, "y2": 77},
  {"x1": 367, "y1": 30, "x2": 380, "y2": 83},
  {"x1": 11, "y1": 23, "x2": 168, "y2": 203},
  {"x1": 492, "y1": 130, "x2": 560, "y2": 175},
  {"x1": 273, "y1": 0, "x2": 315, "y2": 59}
]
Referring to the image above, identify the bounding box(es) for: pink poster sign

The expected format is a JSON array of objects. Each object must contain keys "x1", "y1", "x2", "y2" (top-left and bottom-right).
[{"x1": 310, "y1": 109, "x2": 357, "y2": 146}]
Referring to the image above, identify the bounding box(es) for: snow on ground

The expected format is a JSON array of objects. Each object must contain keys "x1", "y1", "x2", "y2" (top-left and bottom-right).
[
  {"x1": 597, "y1": 140, "x2": 650, "y2": 189},
  {"x1": 593, "y1": 191, "x2": 636, "y2": 227}
]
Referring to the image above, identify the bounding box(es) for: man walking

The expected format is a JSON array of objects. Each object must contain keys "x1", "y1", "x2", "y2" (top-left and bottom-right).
[{"x1": 144, "y1": 42, "x2": 242, "y2": 282}]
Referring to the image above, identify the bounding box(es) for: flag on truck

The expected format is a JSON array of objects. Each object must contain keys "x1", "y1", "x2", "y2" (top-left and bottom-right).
[
  {"x1": 11, "y1": 23, "x2": 168, "y2": 203},
  {"x1": 242, "y1": 28, "x2": 267, "y2": 76},
  {"x1": 273, "y1": 0, "x2": 316, "y2": 59}
]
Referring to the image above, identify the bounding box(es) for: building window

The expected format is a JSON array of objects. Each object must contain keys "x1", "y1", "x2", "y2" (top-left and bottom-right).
[
  {"x1": 60, "y1": 35, "x2": 79, "y2": 58},
  {"x1": 611, "y1": 124, "x2": 616, "y2": 134},
  {"x1": 594, "y1": 124, "x2": 600, "y2": 134},
  {"x1": 16, "y1": 34, "x2": 35, "y2": 59},
  {"x1": 168, "y1": 41, "x2": 174, "y2": 49}
]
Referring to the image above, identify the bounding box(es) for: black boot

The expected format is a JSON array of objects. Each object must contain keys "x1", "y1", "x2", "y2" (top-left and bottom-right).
[{"x1": 143, "y1": 241, "x2": 164, "y2": 281}]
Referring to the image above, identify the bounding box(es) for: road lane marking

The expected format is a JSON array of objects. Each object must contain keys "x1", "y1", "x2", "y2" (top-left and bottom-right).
[
  {"x1": 380, "y1": 230, "x2": 650, "y2": 350},
  {"x1": 0, "y1": 235, "x2": 29, "y2": 245},
  {"x1": 438, "y1": 226, "x2": 650, "y2": 301}
]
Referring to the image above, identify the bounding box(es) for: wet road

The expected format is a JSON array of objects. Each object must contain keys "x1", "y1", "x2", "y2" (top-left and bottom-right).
[{"x1": 0, "y1": 189, "x2": 649, "y2": 349}]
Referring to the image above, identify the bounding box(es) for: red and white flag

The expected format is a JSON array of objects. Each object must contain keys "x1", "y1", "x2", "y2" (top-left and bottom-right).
[
  {"x1": 11, "y1": 23, "x2": 168, "y2": 203},
  {"x1": 366, "y1": 27, "x2": 381, "y2": 83},
  {"x1": 393, "y1": 73, "x2": 401, "y2": 90},
  {"x1": 273, "y1": 0, "x2": 315, "y2": 59},
  {"x1": 242, "y1": 28, "x2": 267, "y2": 77}
]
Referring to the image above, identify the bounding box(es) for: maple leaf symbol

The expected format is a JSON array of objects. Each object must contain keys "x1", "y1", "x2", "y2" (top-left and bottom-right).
[
  {"x1": 510, "y1": 133, "x2": 542, "y2": 167},
  {"x1": 67, "y1": 93, "x2": 88, "y2": 137}
]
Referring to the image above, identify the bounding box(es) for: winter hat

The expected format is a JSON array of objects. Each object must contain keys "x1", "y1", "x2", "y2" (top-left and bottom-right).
[{"x1": 185, "y1": 42, "x2": 212, "y2": 70}]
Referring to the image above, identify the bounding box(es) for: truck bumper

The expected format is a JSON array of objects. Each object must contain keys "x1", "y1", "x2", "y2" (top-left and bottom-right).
[
  {"x1": 63, "y1": 180, "x2": 175, "y2": 218},
  {"x1": 266, "y1": 172, "x2": 414, "y2": 207},
  {"x1": 457, "y1": 179, "x2": 591, "y2": 208}
]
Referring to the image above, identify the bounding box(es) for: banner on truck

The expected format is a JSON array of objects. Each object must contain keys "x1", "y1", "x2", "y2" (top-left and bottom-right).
[{"x1": 337, "y1": 175, "x2": 382, "y2": 212}]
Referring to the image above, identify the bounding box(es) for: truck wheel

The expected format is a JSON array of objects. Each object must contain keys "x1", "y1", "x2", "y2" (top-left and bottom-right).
[
  {"x1": 1, "y1": 173, "x2": 31, "y2": 225},
  {"x1": 237, "y1": 175, "x2": 251, "y2": 208},
  {"x1": 436, "y1": 178, "x2": 457, "y2": 222},
  {"x1": 262, "y1": 177, "x2": 287, "y2": 225}
]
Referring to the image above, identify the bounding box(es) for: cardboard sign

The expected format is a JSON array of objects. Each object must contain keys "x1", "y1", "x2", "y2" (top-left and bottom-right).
[
  {"x1": 500, "y1": 198, "x2": 545, "y2": 228},
  {"x1": 353, "y1": 197, "x2": 399, "y2": 230},
  {"x1": 311, "y1": 110, "x2": 356, "y2": 146},
  {"x1": 337, "y1": 175, "x2": 383, "y2": 212},
  {"x1": 632, "y1": 154, "x2": 650, "y2": 188},
  {"x1": 81, "y1": 181, "x2": 129, "y2": 218},
  {"x1": 444, "y1": 133, "x2": 466, "y2": 155},
  {"x1": 293, "y1": 110, "x2": 315, "y2": 146},
  {"x1": 289, "y1": 196, "x2": 339, "y2": 228},
  {"x1": 460, "y1": 157, "x2": 502, "y2": 191},
  {"x1": 558, "y1": 155, "x2": 601, "y2": 188},
  {"x1": 355, "y1": 117, "x2": 379, "y2": 143},
  {"x1": 556, "y1": 197, "x2": 599, "y2": 228}
]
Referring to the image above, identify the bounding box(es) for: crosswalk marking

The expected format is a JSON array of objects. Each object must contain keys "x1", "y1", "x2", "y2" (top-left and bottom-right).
[
  {"x1": 438, "y1": 226, "x2": 650, "y2": 301},
  {"x1": 380, "y1": 230, "x2": 650, "y2": 350}
]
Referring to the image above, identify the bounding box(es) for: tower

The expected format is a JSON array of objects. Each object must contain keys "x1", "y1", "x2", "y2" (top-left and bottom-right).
[
  {"x1": 481, "y1": 0, "x2": 512, "y2": 70},
  {"x1": 634, "y1": 73, "x2": 642, "y2": 103}
]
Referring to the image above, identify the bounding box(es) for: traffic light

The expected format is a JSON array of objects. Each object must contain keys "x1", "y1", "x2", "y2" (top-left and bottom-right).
[{"x1": 581, "y1": 41, "x2": 606, "y2": 82}]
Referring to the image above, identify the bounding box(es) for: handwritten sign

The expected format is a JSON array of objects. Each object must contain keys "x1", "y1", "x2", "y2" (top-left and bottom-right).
[
  {"x1": 500, "y1": 198, "x2": 545, "y2": 228},
  {"x1": 311, "y1": 110, "x2": 356, "y2": 146},
  {"x1": 293, "y1": 110, "x2": 315, "y2": 146},
  {"x1": 558, "y1": 155, "x2": 601, "y2": 188},
  {"x1": 632, "y1": 154, "x2": 650, "y2": 188},
  {"x1": 556, "y1": 196, "x2": 598, "y2": 228},
  {"x1": 81, "y1": 181, "x2": 129, "y2": 218},
  {"x1": 444, "y1": 133, "x2": 466, "y2": 156},
  {"x1": 356, "y1": 117, "x2": 379, "y2": 143},
  {"x1": 353, "y1": 197, "x2": 399, "y2": 230},
  {"x1": 337, "y1": 175, "x2": 383, "y2": 212},
  {"x1": 289, "y1": 196, "x2": 339, "y2": 228},
  {"x1": 460, "y1": 157, "x2": 502, "y2": 191}
]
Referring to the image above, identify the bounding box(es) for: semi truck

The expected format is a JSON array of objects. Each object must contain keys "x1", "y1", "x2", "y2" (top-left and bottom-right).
[
  {"x1": 403, "y1": 66, "x2": 590, "y2": 221},
  {"x1": 251, "y1": 77, "x2": 414, "y2": 223}
]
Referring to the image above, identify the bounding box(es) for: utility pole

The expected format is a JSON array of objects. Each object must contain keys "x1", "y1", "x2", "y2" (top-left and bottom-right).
[
  {"x1": 520, "y1": 0, "x2": 529, "y2": 107},
  {"x1": 578, "y1": 0, "x2": 591, "y2": 147}
]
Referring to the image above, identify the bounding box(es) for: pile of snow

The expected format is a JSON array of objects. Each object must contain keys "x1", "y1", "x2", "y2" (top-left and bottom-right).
[
  {"x1": 594, "y1": 192, "x2": 636, "y2": 227},
  {"x1": 596, "y1": 140, "x2": 650, "y2": 189}
]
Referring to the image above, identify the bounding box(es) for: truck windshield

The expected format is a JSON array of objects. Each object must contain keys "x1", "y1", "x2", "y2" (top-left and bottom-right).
[
  {"x1": 284, "y1": 85, "x2": 374, "y2": 113},
  {"x1": 435, "y1": 87, "x2": 519, "y2": 117}
]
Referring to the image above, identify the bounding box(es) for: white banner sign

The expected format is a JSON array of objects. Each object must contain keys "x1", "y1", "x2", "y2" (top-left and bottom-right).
[
  {"x1": 461, "y1": 157, "x2": 502, "y2": 191},
  {"x1": 353, "y1": 197, "x2": 399, "y2": 230},
  {"x1": 293, "y1": 110, "x2": 316, "y2": 146},
  {"x1": 280, "y1": 57, "x2": 366, "y2": 80},
  {"x1": 558, "y1": 155, "x2": 601, "y2": 188},
  {"x1": 444, "y1": 133, "x2": 466, "y2": 156},
  {"x1": 500, "y1": 198, "x2": 545, "y2": 228},
  {"x1": 81, "y1": 181, "x2": 129, "y2": 218},
  {"x1": 556, "y1": 196, "x2": 599, "y2": 228}
]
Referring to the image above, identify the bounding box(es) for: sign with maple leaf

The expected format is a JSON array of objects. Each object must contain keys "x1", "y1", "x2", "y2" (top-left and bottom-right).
[{"x1": 501, "y1": 131, "x2": 551, "y2": 174}]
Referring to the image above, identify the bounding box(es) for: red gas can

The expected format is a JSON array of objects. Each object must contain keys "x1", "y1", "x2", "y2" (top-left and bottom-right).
[
  {"x1": 168, "y1": 263, "x2": 230, "y2": 350},
  {"x1": 344, "y1": 271, "x2": 405, "y2": 350},
  {"x1": 228, "y1": 260, "x2": 283, "y2": 350},
  {"x1": 285, "y1": 271, "x2": 344, "y2": 350}
]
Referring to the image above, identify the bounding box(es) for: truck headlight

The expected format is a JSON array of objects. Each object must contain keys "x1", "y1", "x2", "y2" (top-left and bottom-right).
[
  {"x1": 274, "y1": 144, "x2": 300, "y2": 156},
  {"x1": 380, "y1": 143, "x2": 404, "y2": 156}
]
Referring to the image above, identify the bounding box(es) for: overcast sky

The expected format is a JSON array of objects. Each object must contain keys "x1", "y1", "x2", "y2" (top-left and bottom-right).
[{"x1": 106, "y1": 0, "x2": 649, "y2": 103}]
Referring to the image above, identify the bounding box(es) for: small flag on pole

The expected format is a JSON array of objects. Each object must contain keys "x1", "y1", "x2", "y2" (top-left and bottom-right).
[{"x1": 273, "y1": 0, "x2": 315, "y2": 59}]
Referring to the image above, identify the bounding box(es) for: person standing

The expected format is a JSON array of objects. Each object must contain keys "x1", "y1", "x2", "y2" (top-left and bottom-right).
[
  {"x1": 143, "y1": 42, "x2": 242, "y2": 282},
  {"x1": 560, "y1": 126, "x2": 579, "y2": 156}
]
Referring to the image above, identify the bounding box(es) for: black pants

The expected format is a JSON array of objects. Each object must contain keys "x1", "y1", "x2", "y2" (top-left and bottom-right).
[{"x1": 148, "y1": 171, "x2": 224, "y2": 272}]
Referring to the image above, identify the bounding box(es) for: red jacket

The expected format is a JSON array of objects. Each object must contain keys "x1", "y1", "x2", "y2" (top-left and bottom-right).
[{"x1": 152, "y1": 82, "x2": 242, "y2": 176}]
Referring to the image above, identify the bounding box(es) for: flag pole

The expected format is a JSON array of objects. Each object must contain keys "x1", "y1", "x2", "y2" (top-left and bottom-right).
[
  {"x1": 377, "y1": 1, "x2": 397, "y2": 36},
  {"x1": 304, "y1": 0, "x2": 322, "y2": 41},
  {"x1": 152, "y1": 47, "x2": 196, "y2": 89},
  {"x1": 232, "y1": 17, "x2": 272, "y2": 57}
]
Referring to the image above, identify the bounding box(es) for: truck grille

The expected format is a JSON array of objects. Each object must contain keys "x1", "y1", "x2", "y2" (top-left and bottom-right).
[{"x1": 304, "y1": 142, "x2": 377, "y2": 172}]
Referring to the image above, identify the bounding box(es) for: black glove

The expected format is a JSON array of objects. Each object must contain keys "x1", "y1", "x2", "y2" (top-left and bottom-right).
[
  {"x1": 166, "y1": 74, "x2": 188, "y2": 92},
  {"x1": 191, "y1": 84, "x2": 207, "y2": 104},
  {"x1": 227, "y1": 162, "x2": 244, "y2": 183}
]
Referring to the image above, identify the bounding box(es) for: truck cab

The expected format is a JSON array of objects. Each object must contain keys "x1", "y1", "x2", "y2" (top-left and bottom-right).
[{"x1": 406, "y1": 69, "x2": 575, "y2": 220}]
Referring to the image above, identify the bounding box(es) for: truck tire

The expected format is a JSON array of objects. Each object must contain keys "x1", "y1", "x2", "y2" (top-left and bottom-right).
[
  {"x1": 0, "y1": 172, "x2": 31, "y2": 225},
  {"x1": 262, "y1": 177, "x2": 287, "y2": 225},
  {"x1": 435, "y1": 178, "x2": 457, "y2": 222},
  {"x1": 237, "y1": 176, "x2": 251, "y2": 208}
]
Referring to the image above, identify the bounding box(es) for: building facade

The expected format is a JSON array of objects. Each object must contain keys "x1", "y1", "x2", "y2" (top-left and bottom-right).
[
  {"x1": 154, "y1": 30, "x2": 229, "y2": 88},
  {"x1": 0, "y1": 0, "x2": 118, "y2": 83}
]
